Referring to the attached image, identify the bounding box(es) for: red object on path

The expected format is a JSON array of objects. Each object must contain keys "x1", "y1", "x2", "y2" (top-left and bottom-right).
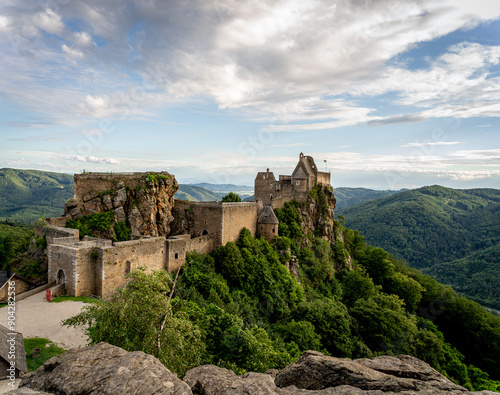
[{"x1": 46, "y1": 289, "x2": 52, "y2": 302}]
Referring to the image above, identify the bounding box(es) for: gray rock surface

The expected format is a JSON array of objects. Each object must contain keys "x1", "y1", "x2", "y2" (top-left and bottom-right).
[
  {"x1": 19, "y1": 342, "x2": 191, "y2": 395},
  {"x1": 17, "y1": 345, "x2": 499, "y2": 395},
  {"x1": 275, "y1": 351, "x2": 468, "y2": 393},
  {"x1": 184, "y1": 365, "x2": 280, "y2": 394}
]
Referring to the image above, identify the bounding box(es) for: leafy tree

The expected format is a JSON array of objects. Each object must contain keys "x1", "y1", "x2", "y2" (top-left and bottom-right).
[
  {"x1": 63, "y1": 269, "x2": 205, "y2": 377},
  {"x1": 222, "y1": 192, "x2": 242, "y2": 202},
  {"x1": 342, "y1": 269, "x2": 377, "y2": 308},
  {"x1": 385, "y1": 272, "x2": 425, "y2": 313},
  {"x1": 272, "y1": 319, "x2": 323, "y2": 352},
  {"x1": 295, "y1": 298, "x2": 354, "y2": 357}
]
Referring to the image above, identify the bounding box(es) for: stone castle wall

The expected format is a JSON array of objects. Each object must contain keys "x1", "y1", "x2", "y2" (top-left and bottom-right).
[
  {"x1": 166, "y1": 235, "x2": 214, "y2": 272},
  {"x1": 317, "y1": 171, "x2": 331, "y2": 186},
  {"x1": 35, "y1": 223, "x2": 78, "y2": 245},
  {"x1": 221, "y1": 203, "x2": 258, "y2": 244},
  {"x1": 48, "y1": 245, "x2": 77, "y2": 296},
  {"x1": 258, "y1": 222, "x2": 278, "y2": 241},
  {"x1": 99, "y1": 237, "x2": 167, "y2": 300},
  {"x1": 73, "y1": 172, "x2": 154, "y2": 199},
  {"x1": 0, "y1": 276, "x2": 32, "y2": 302},
  {"x1": 74, "y1": 247, "x2": 98, "y2": 296}
]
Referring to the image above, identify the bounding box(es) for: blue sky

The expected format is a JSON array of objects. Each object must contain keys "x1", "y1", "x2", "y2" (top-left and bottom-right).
[{"x1": 1, "y1": 0, "x2": 500, "y2": 189}]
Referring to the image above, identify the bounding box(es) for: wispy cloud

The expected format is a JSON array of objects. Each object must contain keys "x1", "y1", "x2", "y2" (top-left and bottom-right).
[{"x1": 401, "y1": 142, "x2": 461, "y2": 148}]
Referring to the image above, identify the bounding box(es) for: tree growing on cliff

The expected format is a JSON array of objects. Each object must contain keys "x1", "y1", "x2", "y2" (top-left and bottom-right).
[{"x1": 222, "y1": 192, "x2": 241, "y2": 202}]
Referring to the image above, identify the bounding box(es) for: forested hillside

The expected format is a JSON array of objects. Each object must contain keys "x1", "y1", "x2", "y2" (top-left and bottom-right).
[
  {"x1": 66, "y1": 188, "x2": 500, "y2": 391},
  {"x1": 0, "y1": 168, "x2": 74, "y2": 223},
  {"x1": 338, "y1": 185, "x2": 500, "y2": 308},
  {"x1": 333, "y1": 187, "x2": 403, "y2": 210}
]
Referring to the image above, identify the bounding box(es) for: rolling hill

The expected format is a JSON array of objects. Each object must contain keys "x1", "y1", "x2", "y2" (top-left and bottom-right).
[
  {"x1": 0, "y1": 168, "x2": 74, "y2": 223},
  {"x1": 175, "y1": 185, "x2": 223, "y2": 201},
  {"x1": 338, "y1": 185, "x2": 500, "y2": 308}
]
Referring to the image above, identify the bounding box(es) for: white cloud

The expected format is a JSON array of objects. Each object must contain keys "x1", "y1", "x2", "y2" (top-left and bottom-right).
[
  {"x1": 33, "y1": 9, "x2": 64, "y2": 35},
  {"x1": 0, "y1": 0, "x2": 500, "y2": 130},
  {"x1": 0, "y1": 15, "x2": 11, "y2": 32},
  {"x1": 71, "y1": 155, "x2": 121, "y2": 165},
  {"x1": 62, "y1": 44, "x2": 84, "y2": 60},
  {"x1": 74, "y1": 31, "x2": 93, "y2": 47},
  {"x1": 401, "y1": 142, "x2": 461, "y2": 147}
]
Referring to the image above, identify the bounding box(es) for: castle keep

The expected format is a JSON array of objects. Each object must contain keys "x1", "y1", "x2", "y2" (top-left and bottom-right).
[
  {"x1": 255, "y1": 153, "x2": 331, "y2": 208},
  {"x1": 38, "y1": 154, "x2": 329, "y2": 299}
]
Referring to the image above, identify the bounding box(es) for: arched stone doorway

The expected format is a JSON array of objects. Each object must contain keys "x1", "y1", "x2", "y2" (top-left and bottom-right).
[
  {"x1": 201, "y1": 229, "x2": 208, "y2": 236},
  {"x1": 57, "y1": 269, "x2": 66, "y2": 285}
]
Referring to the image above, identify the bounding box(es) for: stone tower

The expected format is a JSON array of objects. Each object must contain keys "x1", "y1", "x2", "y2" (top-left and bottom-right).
[{"x1": 257, "y1": 205, "x2": 279, "y2": 241}]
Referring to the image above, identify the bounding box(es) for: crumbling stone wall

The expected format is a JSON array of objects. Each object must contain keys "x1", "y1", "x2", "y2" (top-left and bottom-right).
[
  {"x1": 166, "y1": 235, "x2": 214, "y2": 272},
  {"x1": 73, "y1": 172, "x2": 152, "y2": 199},
  {"x1": 98, "y1": 237, "x2": 167, "y2": 299},
  {"x1": 35, "y1": 222, "x2": 78, "y2": 245},
  {"x1": 0, "y1": 276, "x2": 32, "y2": 302}
]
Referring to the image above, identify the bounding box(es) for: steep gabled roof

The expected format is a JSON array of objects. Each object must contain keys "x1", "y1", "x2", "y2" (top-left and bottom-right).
[
  {"x1": 292, "y1": 154, "x2": 318, "y2": 179},
  {"x1": 258, "y1": 206, "x2": 279, "y2": 224}
]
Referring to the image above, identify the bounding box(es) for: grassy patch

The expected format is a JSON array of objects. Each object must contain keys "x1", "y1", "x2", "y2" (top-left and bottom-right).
[
  {"x1": 0, "y1": 303, "x2": 7, "y2": 309},
  {"x1": 50, "y1": 295, "x2": 99, "y2": 304},
  {"x1": 24, "y1": 338, "x2": 66, "y2": 371}
]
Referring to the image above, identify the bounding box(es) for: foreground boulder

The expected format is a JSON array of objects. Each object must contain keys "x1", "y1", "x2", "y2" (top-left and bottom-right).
[
  {"x1": 15, "y1": 345, "x2": 499, "y2": 395},
  {"x1": 184, "y1": 365, "x2": 281, "y2": 394},
  {"x1": 18, "y1": 342, "x2": 191, "y2": 395}
]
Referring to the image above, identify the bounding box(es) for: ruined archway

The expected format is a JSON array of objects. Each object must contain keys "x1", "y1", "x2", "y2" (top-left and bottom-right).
[
  {"x1": 201, "y1": 229, "x2": 208, "y2": 236},
  {"x1": 57, "y1": 269, "x2": 66, "y2": 285}
]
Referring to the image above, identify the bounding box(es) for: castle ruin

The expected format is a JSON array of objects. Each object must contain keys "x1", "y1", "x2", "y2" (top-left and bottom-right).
[{"x1": 37, "y1": 154, "x2": 330, "y2": 299}]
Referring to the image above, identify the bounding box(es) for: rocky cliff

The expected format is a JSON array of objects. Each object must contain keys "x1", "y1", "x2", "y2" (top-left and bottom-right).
[
  {"x1": 12, "y1": 343, "x2": 499, "y2": 395},
  {"x1": 63, "y1": 172, "x2": 178, "y2": 238},
  {"x1": 300, "y1": 185, "x2": 337, "y2": 243}
]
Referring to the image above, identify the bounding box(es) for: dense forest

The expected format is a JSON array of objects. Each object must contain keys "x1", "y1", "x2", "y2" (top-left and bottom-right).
[
  {"x1": 65, "y1": 192, "x2": 500, "y2": 392},
  {"x1": 338, "y1": 185, "x2": 500, "y2": 309}
]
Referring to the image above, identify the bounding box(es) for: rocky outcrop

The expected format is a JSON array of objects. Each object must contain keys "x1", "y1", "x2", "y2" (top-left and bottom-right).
[
  {"x1": 184, "y1": 365, "x2": 281, "y2": 394},
  {"x1": 15, "y1": 345, "x2": 500, "y2": 395},
  {"x1": 18, "y1": 342, "x2": 191, "y2": 395},
  {"x1": 274, "y1": 351, "x2": 470, "y2": 393},
  {"x1": 63, "y1": 172, "x2": 178, "y2": 238}
]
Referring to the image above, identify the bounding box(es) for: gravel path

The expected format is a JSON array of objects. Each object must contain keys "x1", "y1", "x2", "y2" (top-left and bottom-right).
[
  {"x1": 0, "y1": 291, "x2": 89, "y2": 392},
  {"x1": 0, "y1": 291, "x2": 88, "y2": 350}
]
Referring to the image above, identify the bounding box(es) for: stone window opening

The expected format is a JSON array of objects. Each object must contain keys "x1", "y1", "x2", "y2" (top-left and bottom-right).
[
  {"x1": 296, "y1": 181, "x2": 300, "y2": 185},
  {"x1": 175, "y1": 253, "x2": 179, "y2": 259},
  {"x1": 201, "y1": 229, "x2": 208, "y2": 236},
  {"x1": 272, "y1": 228, "x2": 275, "y2": 233},
  {"x1": 260, "y1": 226, "x2": 263, "y2": 230}
]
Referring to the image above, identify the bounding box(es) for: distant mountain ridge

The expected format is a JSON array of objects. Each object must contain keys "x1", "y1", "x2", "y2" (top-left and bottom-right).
[
  {"x1": 333, "y1": 187, "x2": 405, "y2": 210},
  {"x1": 338, "y1": 185, "x2": 500, "y2": 308}
]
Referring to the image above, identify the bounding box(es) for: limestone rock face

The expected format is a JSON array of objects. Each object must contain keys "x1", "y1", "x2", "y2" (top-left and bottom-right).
[
  {"x1": 63, "y1": 172, "x2": 178, "y2": 238},
  {"x1": 19, "y1": 342, "x2": 191, "y2": 395}
]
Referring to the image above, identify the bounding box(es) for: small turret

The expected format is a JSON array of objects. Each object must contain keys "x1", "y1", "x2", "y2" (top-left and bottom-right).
[{"x1": 257, "y1": 206, "x2": 279, "y2": 241}]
